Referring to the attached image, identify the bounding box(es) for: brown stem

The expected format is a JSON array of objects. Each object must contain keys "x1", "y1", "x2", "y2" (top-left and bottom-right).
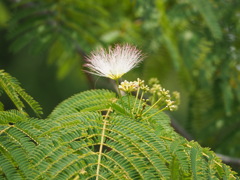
[{"x1": 170, "y1": 115, "x2": 240, "y2": 169}]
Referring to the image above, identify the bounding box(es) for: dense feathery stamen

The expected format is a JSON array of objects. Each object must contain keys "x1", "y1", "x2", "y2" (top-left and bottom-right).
[{"x1": 84, "y1": 44, "x2": 143, "y2": 80}]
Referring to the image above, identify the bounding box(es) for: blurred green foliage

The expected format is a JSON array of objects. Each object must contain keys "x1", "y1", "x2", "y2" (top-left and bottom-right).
[
  {"x1": 1, "y1": 0, "x2": 240, "y2": 172},
  {"x1": 0, "y1": 2, "x2": 10, "y2": 26}
]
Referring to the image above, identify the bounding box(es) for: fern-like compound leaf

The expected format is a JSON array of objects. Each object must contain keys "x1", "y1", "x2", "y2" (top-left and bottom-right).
[
  {"x1": 0, "y1": 70, "x2": 43, "y2": 117},
  {"x1": 0, "y1": 89, "x2": 239, "y2": 179}
]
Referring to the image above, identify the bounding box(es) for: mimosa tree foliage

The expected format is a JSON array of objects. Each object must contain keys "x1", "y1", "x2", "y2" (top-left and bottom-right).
[
  {"x1": 0, "y1": 71, "x2": 239, "y2": 179},
  {"x1": 1, "y1": 0, "x2": 240, "y2": 173}
]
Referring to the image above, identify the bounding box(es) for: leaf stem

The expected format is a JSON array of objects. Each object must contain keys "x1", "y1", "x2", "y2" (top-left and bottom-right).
[
  {"x1": 96, "y1": 107, "x2": 112, "y2": 180},
  {"x1": 136, "y1": 91, "x2": 144, "y2": 115},
  {"x1": 132, "y1": 86, "x2": 140, "y2": 114},
  {"x1": 115, "y1": 79, "x2": 122, "y2": 98}
]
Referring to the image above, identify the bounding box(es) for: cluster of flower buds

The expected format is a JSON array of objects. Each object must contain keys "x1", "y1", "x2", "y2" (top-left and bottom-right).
[
  {"x1": 148, "y1": 78, "x2": 180, "y2": 111},
  {"x1": 118, "y1": 80, "x2": 139, "y2": 92},
  {"x1": 149, "y1": 84, "x2": 162, "y2": 94},
  {"x1": 158, "y1": 88, "x2": 171, "y2": 100},
  {"x1": 148, "y1": 77, "x2": 160, "y2": 86},
  {"x1": 119, "y1": 78, "x2": 149, "y2": 93},
  {"x1": 172, "y1": 91, "x2": 180, "y2": 106},
  {"x1": 165, "y1": 100, "x2": 178, "y2": 111},
  {"x1": 119, "y1": 77, "x2": 180, "y2": 112}
]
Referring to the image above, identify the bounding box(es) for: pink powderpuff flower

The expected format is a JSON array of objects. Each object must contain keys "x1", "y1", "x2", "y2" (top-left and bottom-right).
[{"x1": 84, "y1": 44, "x2": 144, "y2": 80}]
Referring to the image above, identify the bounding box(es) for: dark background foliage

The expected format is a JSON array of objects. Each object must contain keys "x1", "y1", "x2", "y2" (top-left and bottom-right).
[{"x1": 0, "y1": 0, "x2": 240, "y2": 172}]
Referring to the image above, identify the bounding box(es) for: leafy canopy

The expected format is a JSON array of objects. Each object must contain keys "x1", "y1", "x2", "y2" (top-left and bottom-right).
[{"x1": 0, "y1": 71, "x2": 239, "y2": 179}]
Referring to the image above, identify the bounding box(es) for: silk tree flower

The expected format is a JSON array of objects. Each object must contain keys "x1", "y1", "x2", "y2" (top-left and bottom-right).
[{"x1": 84, "y1": 44, "x2": 143, "y2": 80}]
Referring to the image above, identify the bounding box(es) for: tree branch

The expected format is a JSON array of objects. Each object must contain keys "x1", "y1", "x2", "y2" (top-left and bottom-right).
[
  {"x1": 170, "y1": 116, "x2": 240, "y2": 170},
  {"x1": 216, "y1": 153, "x2": 240, "y2": 170}
]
